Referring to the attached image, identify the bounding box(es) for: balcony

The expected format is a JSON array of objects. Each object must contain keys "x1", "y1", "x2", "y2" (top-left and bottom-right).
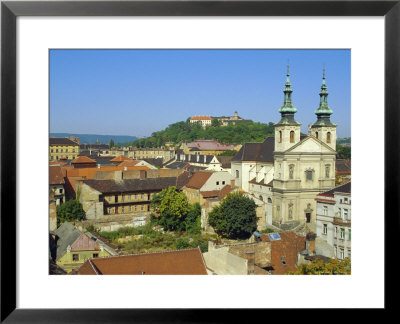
[{"x1": 333, "y1": 217, "x2": 351, "y2": 226}]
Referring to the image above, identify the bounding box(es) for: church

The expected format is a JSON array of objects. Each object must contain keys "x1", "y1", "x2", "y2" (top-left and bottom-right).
[{"x1": 231, "y1": 66, "x2": 337, "y2": 232}]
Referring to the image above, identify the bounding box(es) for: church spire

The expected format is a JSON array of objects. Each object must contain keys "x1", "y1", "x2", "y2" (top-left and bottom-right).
[
  {"x1": 313, "y1": 68, "x2": 335, "y2": 126},
  {"x1": 277, "y1": 64, "x2": 299, "y2": 125}
]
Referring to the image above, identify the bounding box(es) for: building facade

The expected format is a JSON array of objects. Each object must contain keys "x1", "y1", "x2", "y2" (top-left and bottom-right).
[
  {"x1": 49, "y1": 137, "x2": 80, "y2": 161},
  {"x1": 315, "y1": 182, "x2": 351, "y2": 260}
]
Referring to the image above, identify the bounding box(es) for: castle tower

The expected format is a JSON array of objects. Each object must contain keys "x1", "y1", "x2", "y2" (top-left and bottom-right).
[
  {"x1": 309, "y1": 68, "x2": 337, "y2": 150},
  {"x1": 274, "y1": 65, "x2": 301, "y2": 152}
]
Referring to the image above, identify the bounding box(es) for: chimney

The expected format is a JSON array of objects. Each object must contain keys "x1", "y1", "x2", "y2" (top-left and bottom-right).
[
  {"x1": 306, "y1": 232, "x2": 316, "y2": 255},
  {"x1": 246, "y1": 251, "x2": 255, "y2": 275}
]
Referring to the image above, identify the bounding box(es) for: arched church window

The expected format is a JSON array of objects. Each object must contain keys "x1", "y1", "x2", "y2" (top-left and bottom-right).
[
  {"x1": 267, "y1": 198, "x2": 272, "y2": 203},
  {"x1": 235, "y1": 170, "x2": 239, "y2": 178},
  {"x1": 327, "y1": 132, "x2": 331, "y2": 143},
  {"x1": 290, "y1": 131, "x2": 295, "y2": 143},
  {"x1": 259, "y1": 195, "x2": 263, "y2": 201},
  {"x1": 279, "y1": 131, "x2": 282, "y2": 143},
  {"x1": 289, "y1": 164, "x2": 294, "y2": 180},
  {"x1": 315, "y1": 131, "x2": 319, "y2": 139}
]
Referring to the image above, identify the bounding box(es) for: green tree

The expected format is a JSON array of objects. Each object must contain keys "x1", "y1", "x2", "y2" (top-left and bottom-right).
[
  {"x1": 109, "y1": 138, "x2": 115, "y2": 148},
  {"x1": 56, "y1": 199, "x2": 86, "y2": 225},
  {"x1": 336, "y1": 143, "x2": 351, "y2": 159},
  {"x1": 287, "y1": 258, "x2": 351, "y2": 275},
  {"x1": 185, "y1": 202, "x2": 201, "y2": 234},
  {"x1": 208, "y1": 192, "x2": 257, "y2": 239},
  {"x1": 157, "y1": 187, "x2": 190, "y2": 231},
  {"x1": 211, "y1": 119, "x2": 222, "y2": 127}
]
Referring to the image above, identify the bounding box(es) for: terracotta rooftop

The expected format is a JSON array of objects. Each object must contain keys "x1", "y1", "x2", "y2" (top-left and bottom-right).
[
  {"x1": 201, "y1": 185, "x2": 234, "y2": 200},
  {"x1": 190, "y1": 116, "x2": 211, "y2": 121},
  {"x1": 110, "y1": 155, "x2": 132, "y2": 162},
  {"x1": 184, "y1": 171, "x2": 213, "y2": 189},
  {"x1": 118, "y1": 160, "x2": 140, "y2": 167},
  {"x1": 77, "y1": 248, "x2": 208, "y2": 275},
  {"x1": 261, "y1": 231, "x2": 306, "y2": 275},
  {"x1": 71, "y1": 156, "x2": 97, "y2": 164},
  {"x1": 49, "y1": 165, "x2": 65, "y2": 185}
]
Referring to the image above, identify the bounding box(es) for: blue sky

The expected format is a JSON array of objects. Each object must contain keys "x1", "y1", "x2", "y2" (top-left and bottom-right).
[{"x1": 50, "y1": 49, "x2": 350, "y2": 138}]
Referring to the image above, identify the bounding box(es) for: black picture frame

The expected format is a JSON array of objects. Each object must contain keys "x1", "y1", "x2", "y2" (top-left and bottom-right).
[{"x1": 1, "y1": 0, "x2": 397, "y2": 322}]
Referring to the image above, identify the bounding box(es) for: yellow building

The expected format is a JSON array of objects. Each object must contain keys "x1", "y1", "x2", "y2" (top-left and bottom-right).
[
  {"x1": 49, "y1": 137, "x2": 80, "y2": 161},
  {"x1": 52, "y1": 222, "x2": 112, "y2": 273}
]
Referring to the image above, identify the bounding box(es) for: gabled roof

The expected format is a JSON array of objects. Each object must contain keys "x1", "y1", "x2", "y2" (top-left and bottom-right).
[
  {"x1": 70, "y1": 233, "x2": 100, "y2": 251},
  {"x1": 71, "y1": 156, "x2": 97, "y2": 164},
  {"x1": 184, "y1": 171, "x2": 213, "y2": 189},
  {"x1": 201, "y1": 184, "x2": 234, "y2": 200},
  {"x1": 110, "y1": 155, "x2": 131, "y2": 162},
  {"x1": 231, "y1": 137, "x2": 274, "y2": 162},
  {"x1": 77, "y1": 248, "x2": 208, "y2": 275},
  {"x1": 49, "y1": 165, "x2": 65, "y2": 185},
  {"x1": 54, "y1": 222, "x2": 82, "y2": 260},
  {"x1": 215, "y1": 156, "x2": 234, "y2": 168},
  {"x1": 49, "y1": 137, "x2": 79, "y2": 146},
  {"x1": 118, "y1": 160, "x2": 140, "y2": 167},
  {"x1": 284, "y1": 135, "x2": 335, "y2": 153}
]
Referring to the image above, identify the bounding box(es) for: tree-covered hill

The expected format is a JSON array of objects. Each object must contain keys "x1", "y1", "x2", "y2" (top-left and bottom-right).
[{"x1": 128, "y1": 120, "x2": 276, "y2": 147}]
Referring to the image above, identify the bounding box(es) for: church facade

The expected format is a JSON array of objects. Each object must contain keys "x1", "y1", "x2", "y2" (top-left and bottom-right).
[
  {"x1": 232, "y1": 66, "x2": 338, "y2": 233},
  {"x1": 272, "y1": 67, "x2": 337, "y2": 232}
]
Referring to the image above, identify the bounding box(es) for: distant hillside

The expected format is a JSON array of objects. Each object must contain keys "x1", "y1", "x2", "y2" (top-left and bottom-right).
[
  {"x1": 337, "y1": 137, "x2": 351, "y2": 145},
  {"x1": 50, "y1": 133, "x2": 139, "y2": 145},
  {"x1": 129, "y1": 120, "x2": 276, "y2": 148}
]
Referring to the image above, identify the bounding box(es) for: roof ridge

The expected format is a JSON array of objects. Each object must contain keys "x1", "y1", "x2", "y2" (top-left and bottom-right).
[{"x1": 89, "y1": 247, "x2": 202, "y2": 260}]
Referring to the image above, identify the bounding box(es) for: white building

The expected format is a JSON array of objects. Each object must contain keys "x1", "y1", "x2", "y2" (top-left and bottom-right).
[
  {"x1": 315, "y1": 182, "x2": 351, "y2": 259},
  {"x1": 189, "y1": 116, "x2": 212, "y2": 128}
]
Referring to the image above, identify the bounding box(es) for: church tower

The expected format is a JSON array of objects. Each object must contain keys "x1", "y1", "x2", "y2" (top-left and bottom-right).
[
  {"x1": 308, "y1": 68, "x2": 337, "y2": 150},
  {"x1": 275, "y1": 65, "x2": 301, "y2": 152}
]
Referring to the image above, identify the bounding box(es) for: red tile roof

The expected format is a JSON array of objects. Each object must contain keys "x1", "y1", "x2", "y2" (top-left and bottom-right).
[
  {"x1": 186, "y1": 140, "x2": 236, "y2": 151},
  {"x1": 190, "y1": 116, "x2": 211, "y2": 121},
  {"x1": 49, "y1": 165, "x2": 65, "y2": 185},
  {"x1": 184, "y1": 171, "x2": 213, "y2": 189},
  {"x1": 110, "y1": 155, "x2": 132, "y2": 162},
  {"x1": 77, "y1": 248, "x2": 207, "y2": 275},
  {"x1": 261, "y1": 231, "x2": 306, "y2": 275},
  {"x1": 71, "y1": 156, "x2": 97, "y2": 164}
]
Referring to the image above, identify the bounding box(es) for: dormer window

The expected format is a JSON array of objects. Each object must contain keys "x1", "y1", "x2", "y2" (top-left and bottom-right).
[{"x1": 327, "y1": 132, "x2": 331, "y2": 143}]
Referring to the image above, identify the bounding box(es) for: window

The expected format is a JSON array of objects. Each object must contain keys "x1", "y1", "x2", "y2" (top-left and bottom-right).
[
  {"x1": 315, "y1": 131, "x2": 319, "y2": 139},
  {"x1": 121, "y1": 206, "x2": 125, "y2": 213},
  {"x1": 56, "y1": 149, "x2": 58, "y2": 153},
  {"x1": 339, "y1": 248, "x2": 345, "y2": 259},
  {"x1": 340, "y1": 228, "x2": 345, "y2": 239},
  {"x1": 327, "y1": 132, "x2": 331, "y2": 143},
  {"x1": 290, "y1": 131, "x2": 295, "y2": 143},
  {"x1": 93, "y1": 253, "x2": 99, "y2": 258},
  {"x1": 305, "y1": 170, "x2": 313, "y2": 181},
  {"x1": 61, "y1": 149, "x2": 63, "y2": 153},
  {"x1": 279, "y1": 131, "x2": 282, "y2": 143},
  {"x1": 344, "y1": 209, "x2": 349, "y2": 220},
  {"x1": 135, "y1": 194, "x2": 137, "y2": 200},
  {"x1": 72, "y1": 254, "x2": 79, "y2": 261},
  {"x1": 51, "y1": 149, "x2": 53, "y2": 153},
  {"x1": 347, "y1": 250, "x2": 351, "y2": 259},
  {"x1": 323, "y1": 206, "x2": 328, "y2": 216},
  {"x1": 323, "y1": 224, "x2": 328, "y2": 235},
  {"x1": 348, "y1": 229, "x2": 351, "y2": 241},
  {"x1": 259, "y1": 195, "x2": 263, "y2": 201},
  {"x1": 267, "y1": 198, "x2": 272, "y2": 204},
  {"x1": 222, "y1": 181, "x2": 225, "y2": 185},
  {"x1": 335, "y1": 227, "x2": 338, "y2": 238},
  {"x1": 129, "y1": 206, "x2": 132, "y2": 212},
  {"x1": 338, "y1": 208, "x2": 342, "y2": 218},
  {"x1": 281, "y1": 256, "x2": 286, "y2": 265},
  {"x1": 141, "y1": 205, "x2": 145, "y2": 211},
  {"x1": 135, "y1": 205, "x2": 138, "y2": 211},
  {"x1": 344, "y1": 197, "x2": 348, "y2": 203},
  {"x1": 59, "y1": 189, "x2": 63, "y2": 194},
  {"x1": 216, "y1": 181, "x2": 219, "y2": 185},
  {"x1": 236, "y1": 170, "x2": 239, "y2": 178}
]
